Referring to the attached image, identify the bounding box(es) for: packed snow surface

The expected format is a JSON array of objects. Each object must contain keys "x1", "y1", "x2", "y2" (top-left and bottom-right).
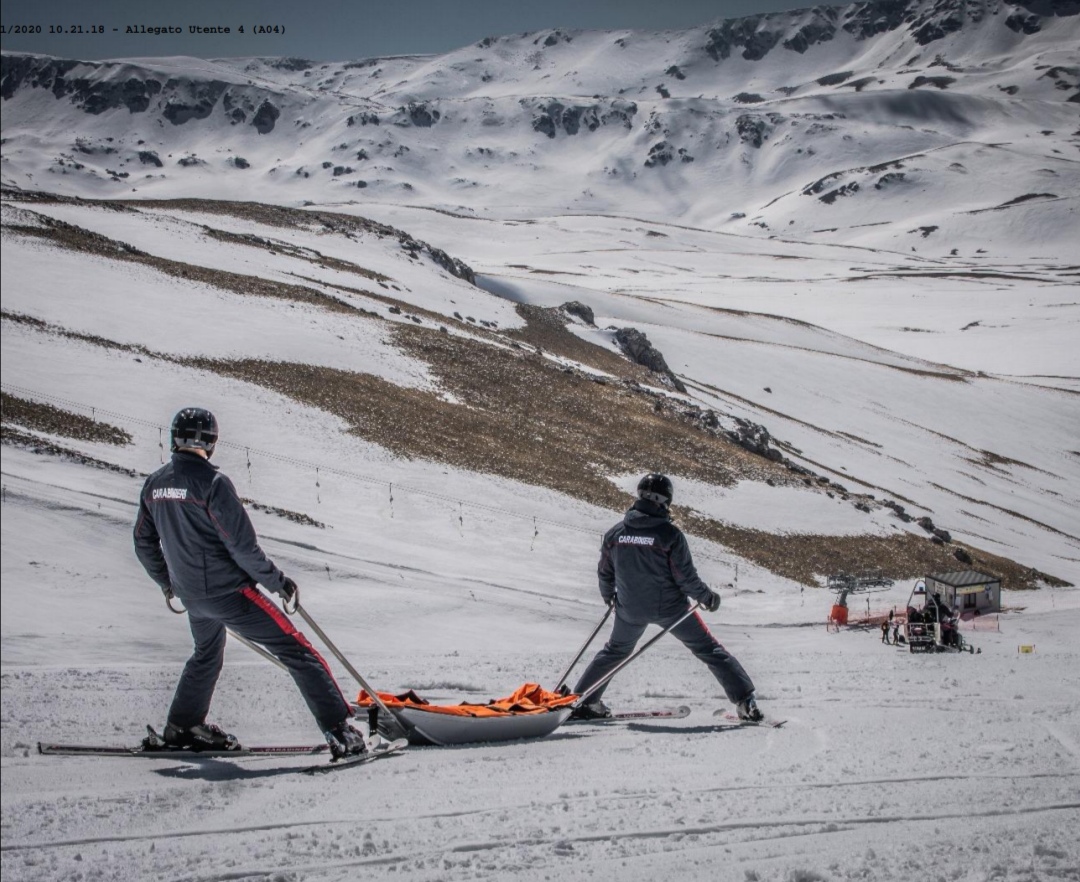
[{"x1": 2, "y1": 449, "x2": 1078, "y2": 882}]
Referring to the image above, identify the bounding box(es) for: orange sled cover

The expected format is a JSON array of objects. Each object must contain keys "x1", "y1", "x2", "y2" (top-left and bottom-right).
[
  {"x1": 356, "y1": 682, "x2": 578, "y2": 717},
  {"x1": 355, "y1": 683, "x2": 579, "y2": 745}
]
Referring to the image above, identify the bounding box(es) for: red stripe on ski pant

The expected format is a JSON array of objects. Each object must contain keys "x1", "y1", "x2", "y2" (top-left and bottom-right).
[{"x1": 240, "y1": 586, "x2": 352, "y2": 716}]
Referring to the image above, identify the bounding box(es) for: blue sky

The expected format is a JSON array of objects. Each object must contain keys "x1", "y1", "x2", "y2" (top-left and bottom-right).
[{"x1": 2, "y1": 0, "x2": 818, "y2": 61}]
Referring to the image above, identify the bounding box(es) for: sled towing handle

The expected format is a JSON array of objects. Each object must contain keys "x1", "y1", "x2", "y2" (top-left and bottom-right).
[
  {"x1": 573, "y1": 602, "x2": 703, "y2": 707},
  {"x1": 286, "y1": 597, "x2": 413, "y2": 741},
  {"x1": 227, "y1": 628, "x2": 288, "y2": 672},
  {"x1": 554, "y1": 602, "x2": 614, "y2": 693}
]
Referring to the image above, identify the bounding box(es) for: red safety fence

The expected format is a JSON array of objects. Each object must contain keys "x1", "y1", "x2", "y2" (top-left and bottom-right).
[
  {"x1": 829, "y1": 609, "x2": 1002, "y2": 633},
  {"x1": 959, "y1": 613, "x2": 1000, "y2": 632}
]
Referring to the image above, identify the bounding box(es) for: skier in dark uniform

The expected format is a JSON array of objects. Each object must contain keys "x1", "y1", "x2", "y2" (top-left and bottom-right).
[
  {"x1": 570, "y1": 474, "x2": 763, "y2": 722},
  {"x1": 133, "y1": 407, "x2": 367, "y2": 758}
]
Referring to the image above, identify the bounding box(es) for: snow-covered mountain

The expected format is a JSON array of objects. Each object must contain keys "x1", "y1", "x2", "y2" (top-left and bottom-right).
[{"x1": 2, "y1": 0, "x2": 1077, "y2": 252}]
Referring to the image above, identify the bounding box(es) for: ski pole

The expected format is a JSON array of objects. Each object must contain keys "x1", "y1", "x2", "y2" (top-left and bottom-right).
[
  {"x1": 554, "y1": 602, "x2": 614, "y2": 693},
  {"x1": 289, "y1": 600, "x2": 412, "y2": 741},
  {"x1": 227, "y1": 628, "x2": 288, "y2": 672},
  {"x1": 574, "y1": 602, "x2": 702, "y2": 707}
]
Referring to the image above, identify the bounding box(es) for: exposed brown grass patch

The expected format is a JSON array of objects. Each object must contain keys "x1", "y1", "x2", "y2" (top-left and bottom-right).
[
  {"x1": 1, "y1": 425, "x2": 141, "y2": 477},
  {"x1": 928, "y1": 481, "x2": 1076, "y2": 541},
  {"x1": 241, "y1": 499, "x2": 326, "y2": 528},
  {"x1": 967, "y1": 449, "x2": 1041, "y2": 473},
  {"x1": 683, "y1": 515, "x2": 1056, "y2": 589},
  {"x1": 1, "y1": 391, "x2": 131, "y2": 446},
  {"x1": 4, "y1": 213, "x2": 361, "y2": 314},
  {"x1": 122, "y1": 198, "x2": 476, "y2": 283},
  {"x1": 202, "y1": 226, "x2": 393, "y2": 283},
  {"x1": 193, "y1": 321, "x2": 782, "y2": 511}
]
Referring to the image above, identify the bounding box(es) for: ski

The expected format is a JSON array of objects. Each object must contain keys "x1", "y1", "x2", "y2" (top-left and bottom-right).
[
  {"x1": 301, "y1": 737, "x2": 408, "y2": 775},
  {"x1": 713, "y1": 711, "x2": 787, "y2": 729},
  {"x1": 39, "y1": 724, "x2": 331, "y2": 758},
  {"x1": 566, "y1": 705, "x2": 691, "y2": 723},
  {"x1": 38, "y1": 741, "x2": 328, "y2": 758}
]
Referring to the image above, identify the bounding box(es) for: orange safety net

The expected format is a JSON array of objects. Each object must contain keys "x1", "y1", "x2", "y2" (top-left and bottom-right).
[{"x1": 355, "y1": 682, "x2": 578, "y2": 717}]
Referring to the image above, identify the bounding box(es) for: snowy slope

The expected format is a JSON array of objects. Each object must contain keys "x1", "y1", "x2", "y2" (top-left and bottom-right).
[{"x1": 4, "y1": 195, "x2": 1077, "y2": 583}]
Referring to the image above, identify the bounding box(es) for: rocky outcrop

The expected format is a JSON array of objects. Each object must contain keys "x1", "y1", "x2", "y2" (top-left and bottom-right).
[
  {"x1": 162, "y1": 80, "x2": 227, "y2": 125},
  {"x1": 0, "y1": 55, "x2": 284, "y2": 134},
  {"x1": 397, "y1": 236, "x2": 475, "y2": 284},
  {"x1": 875, "y1": 171, "x2": 907, "y2": 188},
  {"x1": 612, "y1": 328, "x2": 687, "y2": 393},
  {"x1": 347, "y1": 112, "x2": 380, "y2": 126},
  {"x1": 381, "y1": 102, "x2": 441, "y2": 128},
  {"x1": 251, "y1": 100, "x2": 280, "y2": 134},
  {"x1": 909, "y1": 75, "x2": 957, "y2": 89},
  {"x1": 784, "y1": 15, "x2": 841, "y2": 52},
  {"x1": 264, "y1": 58, "x2": 314, "y2": 72},
  {"x1": 884, "y1": 500, "x2": 914, "y2": 522},
  {"x1": 736, "y1": 114, "x2": 770, "y2": 148},
  {"x1": 561, "y1": 301, "x2": 596, "y2": 325},
  {"x1": 729, "y1": 418, "x2": 784, "y2": 462},
  {"x1": 0, "y1": 55, "x2": 162, "y2": 112},
  {"x1": 819, "y1": 182, "x2": 860, "y2": 203},
  {"x1": 400, "y1": 102, "x2": 440, "y2": 127},
  {"x1": 694, "y1": 0, "x2": 1068, "y2": 65},
  {"x1": 524, "y1": 99, "x2": 636, "y2": 138},
  {"x1": 841, "y1": 0, "x2": 915, "y2": 39},
  {"x1": 645, "y1": 142, "x2": 674, "y2": 166},
  {"x1": 816, "y1": 70, "x2": 855, "y2": 85},
  {"x1": 705, "y1": 17, "x2": 786, "y2": 61}
]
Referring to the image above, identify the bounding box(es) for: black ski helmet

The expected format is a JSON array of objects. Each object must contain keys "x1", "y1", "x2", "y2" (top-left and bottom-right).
[
  {"x1": 637, "y1": 473, "x2": 673, "y2": 507},
  {"x1": 170, "y1": 407, "x2": 218, "y2": 456}
]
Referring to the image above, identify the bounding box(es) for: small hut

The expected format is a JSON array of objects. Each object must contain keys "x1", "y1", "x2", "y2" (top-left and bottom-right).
[{"x1": 925, "y1": 570, "x2": 1001, "y2": 614}]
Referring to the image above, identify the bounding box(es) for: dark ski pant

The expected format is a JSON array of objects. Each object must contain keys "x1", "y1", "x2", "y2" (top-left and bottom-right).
[
  {"x1": 168, "y1": 587, "x2": 352, "y2": 732},
  {"x1": 573, "y1": 609, "x2": 755, "y2": 705}
]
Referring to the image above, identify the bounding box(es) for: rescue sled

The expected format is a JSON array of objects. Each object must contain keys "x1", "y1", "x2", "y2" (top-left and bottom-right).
[{"x1": 355, "y1": 683, "x2": 577, "y2": 747}]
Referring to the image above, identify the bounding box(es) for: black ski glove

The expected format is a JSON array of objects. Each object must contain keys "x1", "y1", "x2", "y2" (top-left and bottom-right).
[
  {"x1": 702, "y1": 590, "x2": 721, "y2": 612},
  {"x1": 272, "y1": 577, "x2": 298, "y2": 602}
]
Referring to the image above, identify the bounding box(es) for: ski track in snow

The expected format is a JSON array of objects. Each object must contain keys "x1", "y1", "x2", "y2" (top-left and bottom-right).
[{"x1": 4, "y1": 770, "x2": 1077, "y2": 852}]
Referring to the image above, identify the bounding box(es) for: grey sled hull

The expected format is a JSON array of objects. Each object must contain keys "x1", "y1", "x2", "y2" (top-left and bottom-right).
[{"x1": 396, "y1": 706, "x2": 574, "y2": 746}]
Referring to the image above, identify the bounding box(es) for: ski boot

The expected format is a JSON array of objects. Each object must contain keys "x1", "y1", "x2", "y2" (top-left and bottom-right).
[
  {"x1": 570, "y1": 699, "x2": 612, "y2": 721},
  {"x1": 736, "y1": 695, "x2": 764, "y2": 723},
  {"x1": 161, "y1": 721, "x2": 241, "y2": 751},
  {"x1": 324, "y1": 721, "x2": 369, "y2": 761}
]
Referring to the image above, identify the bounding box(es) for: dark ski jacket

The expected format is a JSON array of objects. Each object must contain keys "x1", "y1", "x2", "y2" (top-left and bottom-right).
[
  {"x1": 133, "y1": 451, "x2": 287, "y2": 601},
  {"x1": 598, "y1": 499, "x2": 713, "y2": 623}
]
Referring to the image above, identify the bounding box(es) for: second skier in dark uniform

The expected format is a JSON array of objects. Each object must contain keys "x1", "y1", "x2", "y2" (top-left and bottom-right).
[
  {"x1": 571, "y1": 473, "x2": 763, "y2": 722},
  {"x1": 134, "y1": 407, "x2": 367, "y2": 758}
]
